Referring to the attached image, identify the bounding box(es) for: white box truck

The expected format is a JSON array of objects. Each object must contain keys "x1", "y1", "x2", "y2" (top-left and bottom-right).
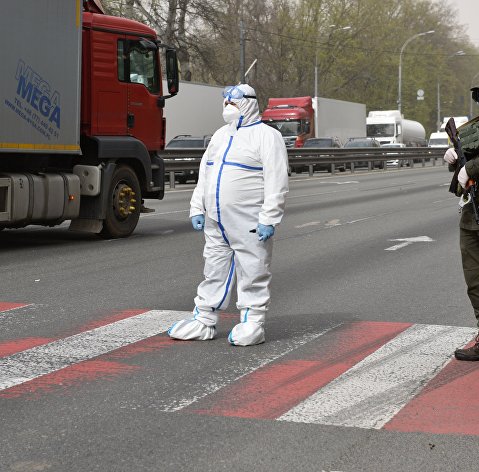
[
  {"x1": 428, "y1": 131, "x2": 450, "y2": 148},
  {"x1": 366, "y1": 110, "x2": 426, "y2": 146}
]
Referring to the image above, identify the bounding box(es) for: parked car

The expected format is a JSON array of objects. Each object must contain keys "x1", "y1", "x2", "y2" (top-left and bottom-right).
[
  {"x1": 305, "y1": 137, "x2": 342, "y2": 148},
  {"x1": 381, "y1": 143, "x2": 407, "y2": 168},
  {"x1": 306, "y1": 136, "x2": 346, "y2": 172},
  {"x1": 294, "y1": 136, "x2": 344, "y2": 173},
  {"x1": 344, "y1": 137, "x2": 381, "y2": 168},
  {"x1": 165, "y1": 135, "x2": 211, "y2": 184},
  {"x1": 344, "y1": 137, "x2": 381, "y2": 148}
]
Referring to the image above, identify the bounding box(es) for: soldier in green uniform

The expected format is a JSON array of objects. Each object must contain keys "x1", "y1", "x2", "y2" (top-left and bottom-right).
[{"x1": 444, "y1": 135, "x2": 479, "y2": 360}]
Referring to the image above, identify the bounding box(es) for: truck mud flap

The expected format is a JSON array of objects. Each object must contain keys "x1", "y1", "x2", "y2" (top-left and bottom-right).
[{"x1": 77, "y1": 162, "x2": 116, "y2": 220}]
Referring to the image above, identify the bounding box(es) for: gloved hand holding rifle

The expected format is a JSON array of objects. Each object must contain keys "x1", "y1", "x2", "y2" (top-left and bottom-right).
[{"x1": 445, "y1": 117, "x2": 479, "y2": 224}]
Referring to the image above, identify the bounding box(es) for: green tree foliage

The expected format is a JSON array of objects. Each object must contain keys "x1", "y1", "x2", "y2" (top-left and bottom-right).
[{"x1": 100, "y1": 0, "x2": 479, "y2": 133}]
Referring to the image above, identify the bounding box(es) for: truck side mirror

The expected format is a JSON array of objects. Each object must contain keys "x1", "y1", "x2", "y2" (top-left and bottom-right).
[
  {"x1": 303, "y1": 121, "x2": 310, "y2": 134},
  {"x1": 138, "y1": 38, "x2": 158, "y2": 52},
  {"x1": 397, "y1": 124, "x2": 402, "y2": 135},
  {"x1": 166, "y1": 48, "x2": 179, "y2": 96},
  {"x1": 472, "y1": 87, "x2": 479, "y2": 105}
]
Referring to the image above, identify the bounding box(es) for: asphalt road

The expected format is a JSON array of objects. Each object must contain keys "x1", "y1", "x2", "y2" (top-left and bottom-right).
[{"x1": 1, "y1": 163, "x2": 479, "y2": 472}]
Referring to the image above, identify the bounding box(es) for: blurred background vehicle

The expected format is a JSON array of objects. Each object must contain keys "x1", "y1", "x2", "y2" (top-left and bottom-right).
[
  {"x1": 297, "y1": 136, "x2": 346, "y2": 173},
  {"x1": 344, "y1": 137, "x2": 381, "y2": 168},
  {"x1": 366, "y1": 110, "x2": 426, "y2": 146},
  {"x1": 305, "y1": 137, "x2": 343, "y2": 148},
  {"x1": 165, "y1": 135, "x2": 211, "y2": 184},
  {"x1": 381, "y1": 143, "x2": 407, "y2": 168},
  {"x1": 428, "y1": 131, "x2": 450, "y2": 148},
  {"x1": 344, "y1": 137, "x2": 381, "y2": 148}
]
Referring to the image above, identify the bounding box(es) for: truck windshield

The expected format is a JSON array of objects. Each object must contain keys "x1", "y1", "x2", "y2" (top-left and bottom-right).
[
  {"x1": 367, "y1": 124, "x2": 395, "y2": 137},
  {"x1": 265, "y1": 120, "x2": 301, "y2": 137},
  {"x1": 430, "y1": 138, "x2": 449, "y2": 146}
]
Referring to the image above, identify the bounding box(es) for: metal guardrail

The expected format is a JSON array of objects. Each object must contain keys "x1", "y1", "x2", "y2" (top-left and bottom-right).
[{"x1": 159, "y1": 147, "x2": 447, "y2": 187}]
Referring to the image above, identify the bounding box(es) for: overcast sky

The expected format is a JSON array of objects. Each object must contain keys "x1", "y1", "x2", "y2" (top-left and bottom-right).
[{"x1": 444, "y1": 0, "x2": 479, "y2": 45}]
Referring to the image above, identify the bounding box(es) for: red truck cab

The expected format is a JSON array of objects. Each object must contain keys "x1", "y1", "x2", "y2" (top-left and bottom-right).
[
  {"x1": 82, "y1": 12, "x2": 166, "y2": 150},
  {"x1": 261, "y1": 96, "x2": 315, "y2": 148}
]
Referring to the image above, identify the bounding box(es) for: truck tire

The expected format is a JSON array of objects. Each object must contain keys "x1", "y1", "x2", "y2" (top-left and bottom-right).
[{"x1": 100, "y1": 165, "x2": 141, "y2": 239}]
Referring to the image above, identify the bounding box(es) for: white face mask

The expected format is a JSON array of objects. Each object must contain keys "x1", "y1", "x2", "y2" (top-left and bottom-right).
[{"x1": 222, "y1": 104, "x2": 241, "y2": 123}]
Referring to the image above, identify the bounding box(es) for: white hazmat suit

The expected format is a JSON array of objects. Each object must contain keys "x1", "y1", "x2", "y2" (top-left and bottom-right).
[{"x1": 168, "y1": 84, "x2": 289, "y2": 346}]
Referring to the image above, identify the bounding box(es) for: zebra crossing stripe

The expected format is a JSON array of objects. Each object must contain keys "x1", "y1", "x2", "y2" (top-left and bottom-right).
[
  {"x1": 0, "y1": 310, "x2": 188, "y2": 391},
  {"x1": 188, "y1": 321, "x2": 411, "y2": 418},
  {"x1": 0, "y1": 302, "x2": 30, "y2": 313},
  {"x1": 158, "y1": 324, "x2": 342, "y2": 412},
  {"x1": 278, "y1": 324, "x2": 476, "y2": 428}
]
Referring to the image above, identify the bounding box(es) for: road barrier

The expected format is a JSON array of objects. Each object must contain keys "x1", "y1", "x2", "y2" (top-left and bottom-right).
[{"x1": 160, "y1": 147, "x2": 447, "y2": 187}]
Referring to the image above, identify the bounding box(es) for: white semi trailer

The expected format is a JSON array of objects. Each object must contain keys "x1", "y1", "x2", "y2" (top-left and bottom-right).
[
  {"x1": 366, "y1": 110, "x2": 426, "y2": 146},
  {"x1": 162, "y1": 80, "x2": 225, "y2": 143},
  {"x1": 314, "y1": 97, "x2": 366, "y2": 144}
]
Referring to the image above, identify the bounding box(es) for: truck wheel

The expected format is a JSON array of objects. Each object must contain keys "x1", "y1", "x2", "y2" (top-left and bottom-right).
[{"x1": 100, "y1": 165, "x2": 141, "y2": 239}]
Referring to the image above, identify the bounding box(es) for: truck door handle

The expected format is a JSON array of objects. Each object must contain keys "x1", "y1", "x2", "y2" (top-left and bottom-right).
[{"x1": 127, "y1": 113, "x2": 135, "y2": 128}]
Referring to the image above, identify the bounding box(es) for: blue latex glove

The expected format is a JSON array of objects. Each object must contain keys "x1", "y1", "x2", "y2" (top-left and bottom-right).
[
  {"x1": 191, "y1": 214, "x2": 205, "y2": 231},
  {"x1": 257, "y1": 223, "x2": 274, "y2": 241}
]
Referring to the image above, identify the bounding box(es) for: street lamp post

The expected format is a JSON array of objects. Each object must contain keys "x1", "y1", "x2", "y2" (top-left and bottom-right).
[
  {"x1": 437, "y1": 51, "x2": 466, "y2": 130},
  {"x1": 314, "y1": 25, "x2": 351, "y2": 137},
  {"x1": 398, "y1": 30, "x2": 435, "y2": 114}
]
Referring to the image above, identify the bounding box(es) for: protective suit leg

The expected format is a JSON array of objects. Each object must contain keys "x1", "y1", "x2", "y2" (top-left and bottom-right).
[
  {"x1": 194, "y1": 216, "x2": 236, "y2": 316},
  {"x1": 225, "y1": 218, "x2": 272, "y2": 346},
  {"x1": 228, "y1": 308, "x2": 265, "y2": 346},
  {"x1": 168, "y1": 217, "x2": 236, "y2": 341}
]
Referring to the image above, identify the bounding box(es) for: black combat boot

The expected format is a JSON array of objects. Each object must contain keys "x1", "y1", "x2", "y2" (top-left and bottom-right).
[{"x1": 455, "y1": 334, "x2": 479, "y2": 361}]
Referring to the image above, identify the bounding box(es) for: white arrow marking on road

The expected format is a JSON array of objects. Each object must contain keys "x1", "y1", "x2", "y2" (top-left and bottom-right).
[{"x1": 385, "y1": 236, "x2": 435, "y2": 251}]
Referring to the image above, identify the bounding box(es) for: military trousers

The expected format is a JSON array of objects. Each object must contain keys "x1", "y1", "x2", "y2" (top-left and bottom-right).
[{"x1": 460, "y1": 227, "x2": 479, "y2": 326}]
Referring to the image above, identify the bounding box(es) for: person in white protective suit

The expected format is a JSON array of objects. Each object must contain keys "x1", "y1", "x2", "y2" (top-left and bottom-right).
[{"x1": 168, "y1": 84, "x2": 289, "y2": 346}]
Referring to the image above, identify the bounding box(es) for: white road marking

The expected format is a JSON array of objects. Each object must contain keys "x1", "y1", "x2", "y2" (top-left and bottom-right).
[
  {"x1": 385, "y1": 236, "x2": 434, "y2": 251},
  {"x1": 0, "y1": 310, "x2": 188, "y2": 391},
  {"x1": 278, "y1": 213, "x2": 393, "y2": 241},
  {"x1": 278, "y1": 324, "x2": 475, "y2": 428},
  {"x1": 0, "y1": 304, "x2": 33, "y2": 313},
  {"x1": 295, "y1": 221, "x2": 321, "y2": 228},
  {"x1": 140, "y1": 209, "x2": 189, "y2": 218},
  {"x1": 290, "y1": 176, "x2": 359, "y2": 184},
  {"x1": 325, "y1": 219, "x2": 341, "y2": 227},
  {"x1": 288, "y1": 189, "x2": 344, "y2": 199},
  {"x1": 347, "y1": 216, "x2": 376, "y2": 224}
]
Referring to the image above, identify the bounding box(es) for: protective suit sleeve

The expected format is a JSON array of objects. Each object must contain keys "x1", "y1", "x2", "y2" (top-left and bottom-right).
[
  {"x1": 258, "y1": 128, "x2": 289, "y2": 226},
  {"x1": 189, "y1": 148, "x2": 208, "y2": 218}
]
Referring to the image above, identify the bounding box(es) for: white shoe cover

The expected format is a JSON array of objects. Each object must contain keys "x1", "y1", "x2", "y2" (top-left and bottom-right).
[
  {"x1": 228, "y1": 321, "x2": 265, "y2": 346},
  {"x1": 168, "y1": 319, "x2": 216, "y2": 341}
]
